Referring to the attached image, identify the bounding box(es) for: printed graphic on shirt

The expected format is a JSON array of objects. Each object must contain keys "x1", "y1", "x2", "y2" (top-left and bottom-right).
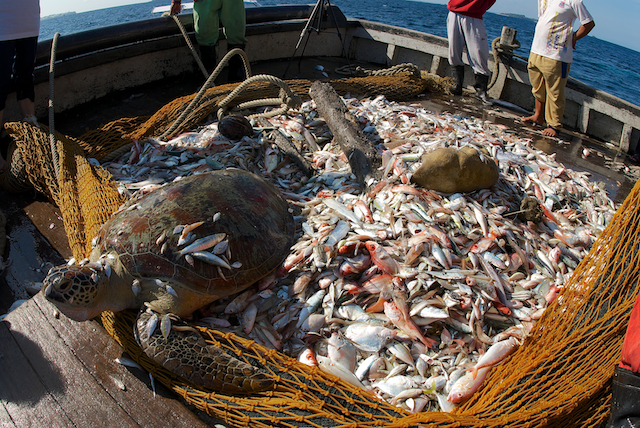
[
  {"x1": 545, "y1": 12, "x2": 572, "y2": 53},
  {"x1": 540, "y1": 0, "x2": 548, "y2": 14}
]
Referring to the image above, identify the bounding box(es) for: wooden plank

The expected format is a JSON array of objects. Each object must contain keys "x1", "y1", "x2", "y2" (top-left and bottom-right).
[
  {"x1": 0, "y1": 320, "x2": 74, "y2": 427},
  {"x1": 32, "y1": 295, "x2": 209, "y2": 427},
  {"x1": 23, "y1": 201, "x2": 73, "y2": 261},
  {"x1": 309, "y1": 80, "x2": 382, "y2": 188},
  {"x1": 0, "y1": 195, "x2": 67, "y2": 312},
  {"x1": 3, "y1": 295, "x2": 209, "y2": 428},
  {"x1": 5, "y1": 296, "x2": 137, "y2": 427},
  {"x1": 0, "y1": 403, "x2": 16, "y2": 427}
]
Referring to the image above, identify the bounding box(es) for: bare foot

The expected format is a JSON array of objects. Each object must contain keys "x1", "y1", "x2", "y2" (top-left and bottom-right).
[
  {"x1": 521, "y1": 115, "x2": 544, "y2": 126},
  {"x1": 542, "y1": 127, "x2": 558, "y2": 137}
]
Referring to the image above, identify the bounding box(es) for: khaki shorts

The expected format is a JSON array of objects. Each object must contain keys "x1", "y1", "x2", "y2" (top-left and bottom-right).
[{"x1": 528, "y1": 53, "x2": 571, "y2": 130}]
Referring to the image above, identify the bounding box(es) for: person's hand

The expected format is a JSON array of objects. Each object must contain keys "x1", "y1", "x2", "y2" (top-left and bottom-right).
[
  {"x1": 170, "y1": 0, "x2": 181, "y2": 15},
  {"x1": 572, "y1": 32, "x2": 578, "y2": 49}
]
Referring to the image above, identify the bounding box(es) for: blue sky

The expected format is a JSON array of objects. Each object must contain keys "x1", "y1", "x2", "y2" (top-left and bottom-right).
[{"x1": 39, "y1": 0, "x2": 639, "y2": 52}]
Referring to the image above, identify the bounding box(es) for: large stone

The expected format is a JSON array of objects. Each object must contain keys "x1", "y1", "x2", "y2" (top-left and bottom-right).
[{"x1": 410, "y1": 146, "x2": 499, "y2": 193}]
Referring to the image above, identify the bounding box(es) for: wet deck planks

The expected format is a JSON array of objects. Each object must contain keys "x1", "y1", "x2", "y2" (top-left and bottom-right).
[{"x1": 0, "y1": 293, "x2": 210, "y2": 428}]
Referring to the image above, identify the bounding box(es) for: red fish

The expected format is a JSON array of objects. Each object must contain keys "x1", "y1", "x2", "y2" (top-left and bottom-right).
[
  {"x1": 384, "y1": 300, "x2": 437, "y2": 349},
  {"x1": 468, "y1": 337, "x2": 520, "y2": 379},
  {"x1": 365, "y1": 241, "x2": 400, "y2": 276},
  {"x1": 339, "y1": 253, "x2": 372, "y2": 276},
  {"x1": 360, "y1": 274, "x2": 393, "y2": 295},
  {"x1": 367, "y1": 276, "x2": 436, "y2": 349}
]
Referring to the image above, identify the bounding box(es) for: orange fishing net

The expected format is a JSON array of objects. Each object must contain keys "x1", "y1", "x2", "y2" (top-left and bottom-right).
[{"x1": 3, "y1": 72, "x2": 633, "y2": 427}]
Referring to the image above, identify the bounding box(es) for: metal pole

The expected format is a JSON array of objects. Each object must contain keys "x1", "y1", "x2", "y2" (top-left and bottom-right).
[
  {"x1": 282, "y1": 0, "x2": 325, "y2": 79},
  {"x1": 324, "y1": 0, "x2": 352, "y2": 74}
]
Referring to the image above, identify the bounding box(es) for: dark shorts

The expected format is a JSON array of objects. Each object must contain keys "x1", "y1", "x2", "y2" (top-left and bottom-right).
[{"x1": 0, "y1": 36, "x2": 38, "y2": 111}]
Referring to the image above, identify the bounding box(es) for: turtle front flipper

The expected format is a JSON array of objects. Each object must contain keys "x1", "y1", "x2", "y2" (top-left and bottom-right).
[{"x1": 134, "y1": 310, "x2": 275, "y2": 394}]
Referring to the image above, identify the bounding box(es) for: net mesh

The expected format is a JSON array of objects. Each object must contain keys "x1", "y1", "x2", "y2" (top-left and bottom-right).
[{"x1": 3, "y1": 71, "x2": 633, "y2": 427}]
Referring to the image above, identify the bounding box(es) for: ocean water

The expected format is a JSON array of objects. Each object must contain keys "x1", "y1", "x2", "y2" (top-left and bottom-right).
[{"x1": 39, "y1": 0, "x2": 640, "y2": 108}]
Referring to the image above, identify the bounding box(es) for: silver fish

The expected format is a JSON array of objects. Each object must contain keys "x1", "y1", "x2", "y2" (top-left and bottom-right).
[{"x1": 190, "y1": 251, "x2": 232, "y2": 270}]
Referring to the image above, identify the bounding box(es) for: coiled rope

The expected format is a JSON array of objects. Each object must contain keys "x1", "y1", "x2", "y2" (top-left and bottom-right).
[
  {"x1": 159, "y1": 47, "x2": 301, "y2": 140},
  {"x1": 48, "y1": 32, "x2": 61, "y2": 180},
  {"x1": 100, "y1": 140, "x2": 132, "y2": 163},
  {"x1": 335, "y1": 62, "x2": 422, "y2": 78},
  {"x1": 161, "y1": 11, "x2": 307, "y2": 139},
  {"x1": 217, "y1": 74, "x2": 303, "y2": 120},
  {"x1": 158, "y1": 48, "x2": 250, "y2": 140},
  {"x1": 488, "y1": 36, "x2": 527, "y2": 90}
]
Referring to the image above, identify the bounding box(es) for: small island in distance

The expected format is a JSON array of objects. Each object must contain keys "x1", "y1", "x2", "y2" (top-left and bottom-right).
[
  {"x1": 495, "y1": 12, "x2": 537, "y2": 22},
  {"x1": 42, "y1": 11, "x2": 77, "y2": 20}
]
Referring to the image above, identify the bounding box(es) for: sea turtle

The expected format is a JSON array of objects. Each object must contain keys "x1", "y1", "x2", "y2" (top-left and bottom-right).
[{"x1": 42, "y1": 169, "x2": 295, "y2": 393}]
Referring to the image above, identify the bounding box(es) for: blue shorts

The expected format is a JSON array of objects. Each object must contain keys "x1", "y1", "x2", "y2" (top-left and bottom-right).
[{"x1": 0, "y1": 36, "x2": 38, "y2": 111}]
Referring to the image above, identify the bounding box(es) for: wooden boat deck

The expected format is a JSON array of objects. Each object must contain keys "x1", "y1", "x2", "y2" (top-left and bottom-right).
[
  {"x1": 0, "y1": 293, "x2": 212, "y2": 428},
  {"x1": 0, "y1": 197, "x2": 217, "y2": 427}
]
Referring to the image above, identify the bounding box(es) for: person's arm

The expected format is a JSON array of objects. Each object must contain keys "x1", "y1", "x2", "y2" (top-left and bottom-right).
[
  {"x1": 572, "y1": 20, "x2": 595, "y2": 49},
  {"x1": 170, "y1": 0, "x2": 181, "y2": 15}
]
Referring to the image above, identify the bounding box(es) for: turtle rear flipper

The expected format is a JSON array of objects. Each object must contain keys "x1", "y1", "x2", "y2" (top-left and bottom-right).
[{"x1": 134, "y1": 310, "x2": 275, "y2": 394}]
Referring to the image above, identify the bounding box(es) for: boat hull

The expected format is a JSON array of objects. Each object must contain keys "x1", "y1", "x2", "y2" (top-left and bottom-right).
[{"x1": 3, "y1": 4, "x2": 639, "y2": 152}]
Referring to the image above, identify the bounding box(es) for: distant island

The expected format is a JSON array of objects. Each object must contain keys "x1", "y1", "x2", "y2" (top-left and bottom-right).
[
  {"x1": 42, "y1": 11, "x2": 77, "y2": 20},
  {"x1": 495, "y1": 13, "x2": 537, "y2": 22}
]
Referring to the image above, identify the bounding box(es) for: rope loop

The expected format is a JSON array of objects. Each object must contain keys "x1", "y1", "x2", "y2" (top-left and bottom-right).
[
  {"x1": 101, "y1": 142, "x2": 134, "y2": 163},
  {"x1": 488, "y1": 37, "x2": 527, "y2": 90},
  {"x1": 158, "y1": 48, "x2": 252, "y2": 140},
  {"x1": 492, "y1": 36, "x2": 522, "y2": 57},
  {"x1": 217, "y1": 74, "x2": 301, "y2": 120}
]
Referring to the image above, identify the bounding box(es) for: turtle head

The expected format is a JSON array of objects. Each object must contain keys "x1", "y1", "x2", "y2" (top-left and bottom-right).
[{"x1": 42, "y1": 262, "x2": 112, "y2": 321}]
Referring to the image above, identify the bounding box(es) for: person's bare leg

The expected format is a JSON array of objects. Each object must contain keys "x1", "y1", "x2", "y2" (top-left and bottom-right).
[
  {"x1": 18, "y1": 98, "x2": 35, "y2": 121},
  {"x1": 522, "y1": 98, "x2": 545, "y2": 125}
]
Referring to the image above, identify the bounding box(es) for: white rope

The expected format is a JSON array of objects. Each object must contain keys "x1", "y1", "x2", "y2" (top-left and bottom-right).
[
  {"x1": 48, "y1": 32, "x2": 61, "y2": 180},
  {"x1": 158, "y1": 48, "x2": 252, "y2": 140},
  {"x1": 157, "y1": 16, "x2": 304, "y2": 139},
  {"x1": 217, "y1": 74, "x2": 302, "y2": 120},
  {"x1": 169, "y1": 14, "x2": 209, "y2": 79},
  {"x1": 335, "y1": 62, "x2": 421, "y2": 78}
]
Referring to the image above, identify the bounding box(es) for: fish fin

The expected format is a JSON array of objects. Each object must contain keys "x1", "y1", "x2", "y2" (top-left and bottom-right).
[
  {"x1": 470, "y1": 366, "x2": 478, "y2": 380},
  {"x1": 366, "y1": 296, "x2": 386, "y2": 313},
  {"x1": 423, "y1": 336, "x2": 438, "y2": 349}
]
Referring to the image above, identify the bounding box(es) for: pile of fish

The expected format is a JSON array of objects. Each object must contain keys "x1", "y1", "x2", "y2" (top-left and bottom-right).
[{"x1": 100, "y1": 95, "x2": 617, "y2": 412}]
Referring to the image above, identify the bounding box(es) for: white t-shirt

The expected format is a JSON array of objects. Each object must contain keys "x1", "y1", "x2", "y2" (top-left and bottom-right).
[
  {"x1": 0, "y1": 0, "x2": 41, "y2": 41},
  {"x1": 530, "y1": 0, "x2": 593, "y2": 63}
]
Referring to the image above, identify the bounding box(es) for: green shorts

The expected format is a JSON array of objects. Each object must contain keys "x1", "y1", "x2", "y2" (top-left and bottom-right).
[{"x1": 193, "y1": 0, "x2": 247, "y2": 47}]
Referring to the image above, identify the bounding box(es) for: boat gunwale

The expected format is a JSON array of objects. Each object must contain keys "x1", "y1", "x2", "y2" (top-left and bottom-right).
[{"x1": 13, "y1": 4, "x2": 640, "y2": 152}]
